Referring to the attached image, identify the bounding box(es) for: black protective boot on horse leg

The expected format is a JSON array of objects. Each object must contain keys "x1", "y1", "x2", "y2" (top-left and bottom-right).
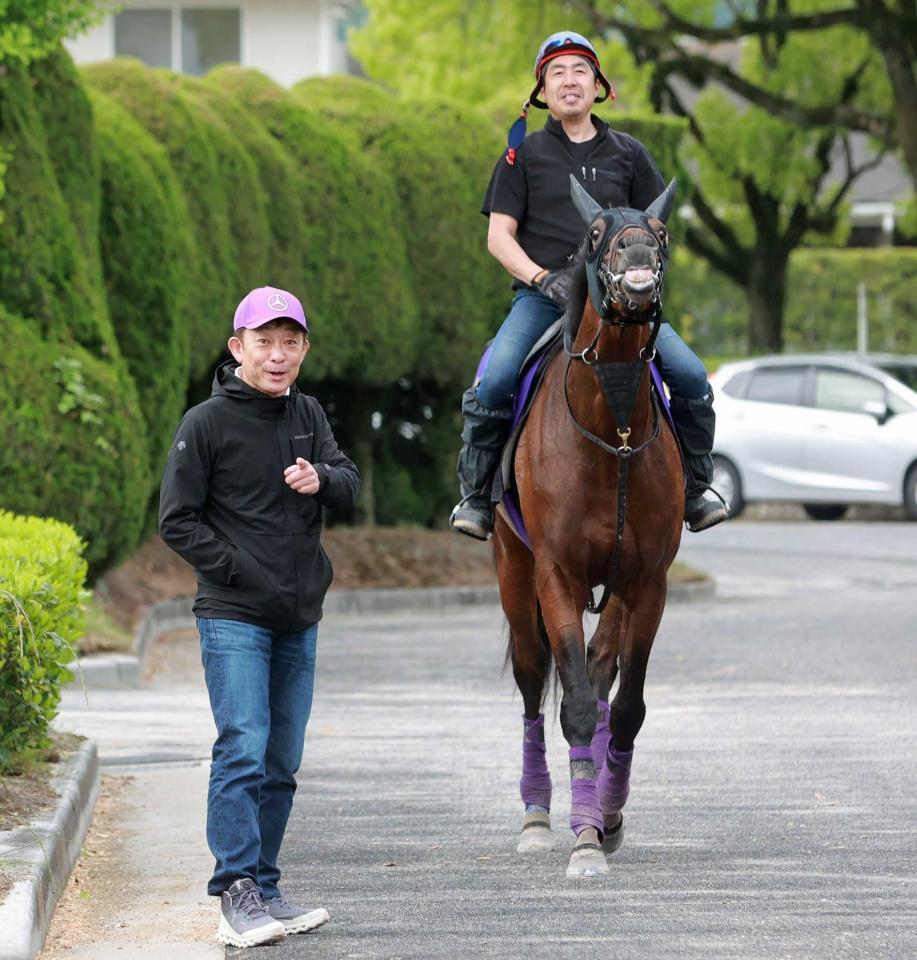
[
  {"x1": 669, "y1": 388, "x2": 730, "y2": 532},
  {"x1": 450, "y1": 387, "x2": 513, "y2": 541}
]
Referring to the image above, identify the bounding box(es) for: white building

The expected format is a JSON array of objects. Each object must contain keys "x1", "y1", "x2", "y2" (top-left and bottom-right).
[{"x1": 66, "y1": 0, "x2": 363, "y2": 88}]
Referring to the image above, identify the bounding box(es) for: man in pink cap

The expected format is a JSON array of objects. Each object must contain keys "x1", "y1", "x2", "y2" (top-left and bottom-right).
[{"x1": 160, "y1": 286, "x2": 360, "y2": 948}]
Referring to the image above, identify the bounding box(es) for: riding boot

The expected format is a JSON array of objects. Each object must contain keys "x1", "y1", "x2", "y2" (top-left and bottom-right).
[
  {"x1": 449, "y1": 387, "x2": 513, "y2": 541},
  {"x1": 669, "y1": 386, "x2": 729, "y2": 532}
]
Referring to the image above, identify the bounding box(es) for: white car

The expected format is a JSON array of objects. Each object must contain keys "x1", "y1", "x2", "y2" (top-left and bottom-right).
[{"x1": 709, "y1": 354, "x2": 917, "y2": 520}]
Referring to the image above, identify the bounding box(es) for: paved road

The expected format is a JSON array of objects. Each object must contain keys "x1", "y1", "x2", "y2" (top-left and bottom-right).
[
  {"x1": 267, "y1": 522, "x2": 916, "y2": 960},
  {"x1": 55, "y1": 522, "x2": 916, "y2": 959}
]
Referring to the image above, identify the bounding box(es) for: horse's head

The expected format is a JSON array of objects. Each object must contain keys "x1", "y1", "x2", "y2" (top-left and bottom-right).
[{"x1": 569, "y1": 176, "x2": 675, "y2": 323}]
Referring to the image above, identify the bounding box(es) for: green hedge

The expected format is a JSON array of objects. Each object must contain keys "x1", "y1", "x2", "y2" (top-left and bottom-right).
[
  {"x1": 0, "y1": 307, "x2": 150, "y2": 575},
  {"x1": 207, "y1": 67, "x2": 417, "y2": 385},
  {"x1": 669, "y1": 246, "x2": 917, "y2": 356},
  {"x1": 0, "y1": 511, "x2": 86, "y2": 771},
  {"x1": 0, "y1": 53, "x2": 115, "y2": 356},
  {"x1": 90, "y1": 89, "x2": 193, "y2": 479},
  {"x1": 82, "y1": 59, "x2": 247, "y2": 379},
  {"x1": 295, "y1": 75, "x2": 506, "y2": 387}
]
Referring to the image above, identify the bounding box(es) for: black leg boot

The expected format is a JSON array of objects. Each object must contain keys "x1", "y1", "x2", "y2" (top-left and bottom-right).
[
  {"x1": 449, "y1": 387, "x2": 513, "y2": 541},
  {"x1": 669, "y1": 386, "x2": 730, "y2": 533}
]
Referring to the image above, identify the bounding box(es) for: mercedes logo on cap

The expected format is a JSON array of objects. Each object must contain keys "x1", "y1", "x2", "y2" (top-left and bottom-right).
[{"x1": 267, "y1": 293, "x2": 289, "y2": 312}]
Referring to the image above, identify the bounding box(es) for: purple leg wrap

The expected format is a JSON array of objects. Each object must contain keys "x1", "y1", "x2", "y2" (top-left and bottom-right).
[
  {"x1": 591, "y1": 700, "x2": 611, "y2": 772},
  {"x1": 597, "y1": 740, "x2": 634, "y2": 816},
  {"x1": 520, "y1": 714, "x2": 552, "y2": 810},
  {"x1": 569, "y1": 746, "x2": 603, "y2": 837}
]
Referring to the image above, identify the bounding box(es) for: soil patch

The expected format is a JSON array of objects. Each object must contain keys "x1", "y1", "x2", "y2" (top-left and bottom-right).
[
  {"x1": 89, "y1": 527, "x2": 704, "y2": 655},
  {"x1": 91, "y1": 528, "x2": 498, "y2": 645},
  {"x1": 0, "y1": 733, "x2": 85, "y2": 832},
  {"x1": 38, "y1": 775, "x2": 132, "y2": 957}
]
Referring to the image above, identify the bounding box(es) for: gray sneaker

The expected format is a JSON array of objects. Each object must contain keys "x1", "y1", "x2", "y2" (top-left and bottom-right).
[
  {"x1": 265, "y1": 894, "x2": 330, "y2": 934},
  {"x1": 217, "y1": 878, "x2": 287, "y2": 948}
]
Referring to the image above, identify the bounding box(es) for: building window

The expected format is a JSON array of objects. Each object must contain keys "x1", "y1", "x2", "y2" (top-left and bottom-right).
[
  {"x1": 181, "y1": 9, "x2": 240, "y2": 76},
  {"x1": 113, "y1": 6, "x2": 240, "y2": 75},
  {"x1": 114, "y1": 9, "x2": 172, "y2": 68}
]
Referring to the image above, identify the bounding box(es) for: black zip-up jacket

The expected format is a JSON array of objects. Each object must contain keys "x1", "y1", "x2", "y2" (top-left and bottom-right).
[
  {"x1": 482, "y1": 115, "x2": 666, "y2": 274},
  {"x1": 159, "y1": 361, "x2": 360, "y2": 631}
]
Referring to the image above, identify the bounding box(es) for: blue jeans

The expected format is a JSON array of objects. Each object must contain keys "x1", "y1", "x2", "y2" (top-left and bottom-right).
[
  {"x1": 654, "y1": 322, "x2": 709, "y2": 401},
  {"x1": 475, "y1": 288, "x2": 562, "y2": 409},
  {"x1": 198, "y1": 617, "x2": 318, "y2": 898},
  {"x1": 475, "y1": 287, "x2": 708, "y2": 408}
]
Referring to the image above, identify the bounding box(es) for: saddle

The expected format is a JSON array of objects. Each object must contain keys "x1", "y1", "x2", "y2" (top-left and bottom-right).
[{"x1": 481, "y1": 325, "x2": 675, "y2": 549}]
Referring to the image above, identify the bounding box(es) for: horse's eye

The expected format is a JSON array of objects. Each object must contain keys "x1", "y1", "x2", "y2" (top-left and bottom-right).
[
  {"x1": 590, "y1": 227, "x2": 601, "y2": 242},
  {"x1": 657, "y1": 226, "x2": 668, "y2": 247}
]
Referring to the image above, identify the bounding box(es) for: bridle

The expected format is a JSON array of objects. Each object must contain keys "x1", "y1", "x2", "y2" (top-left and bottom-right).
[{"x1": 561, "y1": 212, "x2": 667, "y2": 615}]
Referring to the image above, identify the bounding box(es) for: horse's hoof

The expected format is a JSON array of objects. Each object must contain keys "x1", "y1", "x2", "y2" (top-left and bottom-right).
[
  {"x1": 603, "y1": 812, "x2": 625, "y2": 855},
  {"x1": 517, "y1": 811, "x2": 555, "y2": 853},
  {"x1": 565, "y1": 828, "x2": 610, "y2": 877}
]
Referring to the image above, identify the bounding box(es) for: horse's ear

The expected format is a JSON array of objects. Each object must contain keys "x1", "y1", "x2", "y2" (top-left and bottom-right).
[
  {"x1": 645, "y1": 179, "x2": 677, "y2": 223},
  {"x1": 570, "y1": 174, "x2": 603, "y2": 224}
]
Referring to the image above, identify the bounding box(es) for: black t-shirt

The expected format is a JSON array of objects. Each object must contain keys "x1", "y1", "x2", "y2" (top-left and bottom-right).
[{"x1": 482, "y1": 115, "x2": 666, "y2": 273}]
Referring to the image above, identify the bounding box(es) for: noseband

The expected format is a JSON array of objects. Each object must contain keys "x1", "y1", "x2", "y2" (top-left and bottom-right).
[{"x1": 586, "y1": 209, "x2": 667, "y2": 324}]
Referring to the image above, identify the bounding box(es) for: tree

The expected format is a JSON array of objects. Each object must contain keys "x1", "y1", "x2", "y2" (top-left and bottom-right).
[
  {"x1": 354, "y1": 1, "x2": 898, "y2": 350},
  {"x1": 0, "y1": 0, "x2": 104, "y2": 66},
  {"x1": 351, "y1": 0, "x2": 655, "y2": 115},
  {"x1": 572, "y1": 0, "x2": 916, "y2": 191},
  {"x1": 568, "y1": 1, "x2": 899, "y2": 349}
]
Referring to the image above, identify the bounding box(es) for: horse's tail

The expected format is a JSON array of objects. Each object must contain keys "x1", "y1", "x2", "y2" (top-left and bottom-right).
[
  {"x1": 536, "y1": 601, "x2": 561, "y2": 710},
  {"x1": 502, "y1": 600, "x2": 556, "y2": 710}
]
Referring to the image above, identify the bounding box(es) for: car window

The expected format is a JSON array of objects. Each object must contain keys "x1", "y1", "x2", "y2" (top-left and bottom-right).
[
  {"x1": 745, "y1": 367, "x2": 806, "y2": 406},
  {"x1": 815, "y1": 369, "x2": 884, "y2": 414},
  {"x1": 719, "y1": 369, "x2": 753, "y2": 398}
]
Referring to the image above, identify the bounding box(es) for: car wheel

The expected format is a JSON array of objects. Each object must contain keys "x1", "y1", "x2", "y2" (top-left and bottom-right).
[
  {"x1": 905, "y1": 464, "x2": 917, "y2": 521},
  {"x1": 712, "y1": 455, "x2": 743, "y2": 519},
  {"x1": 802, "y1": 504, "x2": 848, "y2": 521}
]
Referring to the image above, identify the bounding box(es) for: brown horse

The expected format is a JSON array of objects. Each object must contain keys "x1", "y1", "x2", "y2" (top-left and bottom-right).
[{"x1": 492, "y1": 178, "x2": 684, "y2": 877}]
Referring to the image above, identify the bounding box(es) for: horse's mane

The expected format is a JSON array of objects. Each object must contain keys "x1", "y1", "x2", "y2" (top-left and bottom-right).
[{"x1": 561, "y1": 259, "x2": 589, "y2": 348}]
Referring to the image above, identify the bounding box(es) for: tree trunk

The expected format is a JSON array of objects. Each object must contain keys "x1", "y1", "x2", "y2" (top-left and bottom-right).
[{"x1": 746, "y1": 250, "x2": 788, "y2": 353}]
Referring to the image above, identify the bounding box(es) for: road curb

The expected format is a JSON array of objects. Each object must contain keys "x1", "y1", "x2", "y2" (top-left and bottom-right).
[
  {"x1": 70, "y1": 577, "x2": 714, "y2": 690},
  {"x1": 0, "y1": 740, "x2": 100, "y2": 960}
]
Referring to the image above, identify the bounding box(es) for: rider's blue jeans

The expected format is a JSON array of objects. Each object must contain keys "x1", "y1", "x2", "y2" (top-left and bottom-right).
[
  {"x1": 198, "y1": 617, "x2": 318, "y2": 898},
  {"x1": 474, "y1": 287, "x2": 709, "y2": 409}
]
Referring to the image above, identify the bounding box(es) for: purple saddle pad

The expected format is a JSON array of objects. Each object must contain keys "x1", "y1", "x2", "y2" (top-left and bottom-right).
[{"x1": 476, "y1": 340, "x2": 673, "y2": 551}]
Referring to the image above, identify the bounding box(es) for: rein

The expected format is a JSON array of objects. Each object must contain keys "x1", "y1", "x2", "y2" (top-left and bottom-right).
[{"x1": 562, "y1": 296, "x2": 664, "y2": 616}]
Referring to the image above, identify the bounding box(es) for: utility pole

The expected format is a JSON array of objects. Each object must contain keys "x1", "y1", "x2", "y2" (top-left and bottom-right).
[{"x1": 856, "y1": 282, "x2": 868, "y2": 354}]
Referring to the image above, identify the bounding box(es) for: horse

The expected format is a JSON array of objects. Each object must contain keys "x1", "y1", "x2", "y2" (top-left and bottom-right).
[{"x1": 492, "y1": 177, "x2": 684, "y2": 877}]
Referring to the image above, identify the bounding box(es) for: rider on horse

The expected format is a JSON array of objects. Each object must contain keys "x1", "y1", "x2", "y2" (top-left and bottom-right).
[{"x1": 449, "y1": 31, "x2": 728, "y2": 541}]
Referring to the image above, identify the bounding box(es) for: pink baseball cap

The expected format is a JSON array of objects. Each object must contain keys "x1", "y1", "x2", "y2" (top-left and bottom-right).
[{"x1": 233, "y1": 286, "x2": 309, "y2": 332}]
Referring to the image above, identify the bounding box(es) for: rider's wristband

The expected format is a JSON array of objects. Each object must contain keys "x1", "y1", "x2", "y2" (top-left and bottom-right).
[{"x1": 530, "y1": 269, "x2": 548, "y2": 287}]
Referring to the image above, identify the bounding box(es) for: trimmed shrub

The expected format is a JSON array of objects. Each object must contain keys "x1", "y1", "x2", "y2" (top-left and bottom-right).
[
  {"x1": 0, "y1": 52, "x2": 115, "y2": 356},
  {"x1": 206, "y1": 67, "x2": 417, "y2": 385},
  {"x1": 786, "y1": 248, "x2": 917, "y2": 353},
  {"x1": 179, "y1": 77, "x2": 310, "y2": 309},
  {"x1": 668, "y1": 246, "x2": 917, "y2": 356},
  {"x1": 0, "y1": 307, "x2": 150, "y2": 575},
  {"x1": 295, "y1": 75, "x2": 507, "y2": 387},
  {"x1": 82, "y1": 59, "x2": 253, "y2": 379},
  {"x1": 90, "y1": 89, "x2": 193, "y2": 479},
  {"x1": 0, "y1": 511, "x2": 86, "y2": 771}
]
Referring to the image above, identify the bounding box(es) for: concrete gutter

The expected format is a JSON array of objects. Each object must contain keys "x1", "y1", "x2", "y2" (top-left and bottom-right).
[
  {"x1": 0, "y1": 740, "x2": 99, "y2": 960},
  {"x1": 69, "y1": 578, "x2": 714, "y2": 691}
]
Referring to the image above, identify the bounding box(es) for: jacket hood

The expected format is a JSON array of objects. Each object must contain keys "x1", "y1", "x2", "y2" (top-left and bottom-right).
[{"x1": 210, "y1": 359, "x2": 301, "y2": 404}]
